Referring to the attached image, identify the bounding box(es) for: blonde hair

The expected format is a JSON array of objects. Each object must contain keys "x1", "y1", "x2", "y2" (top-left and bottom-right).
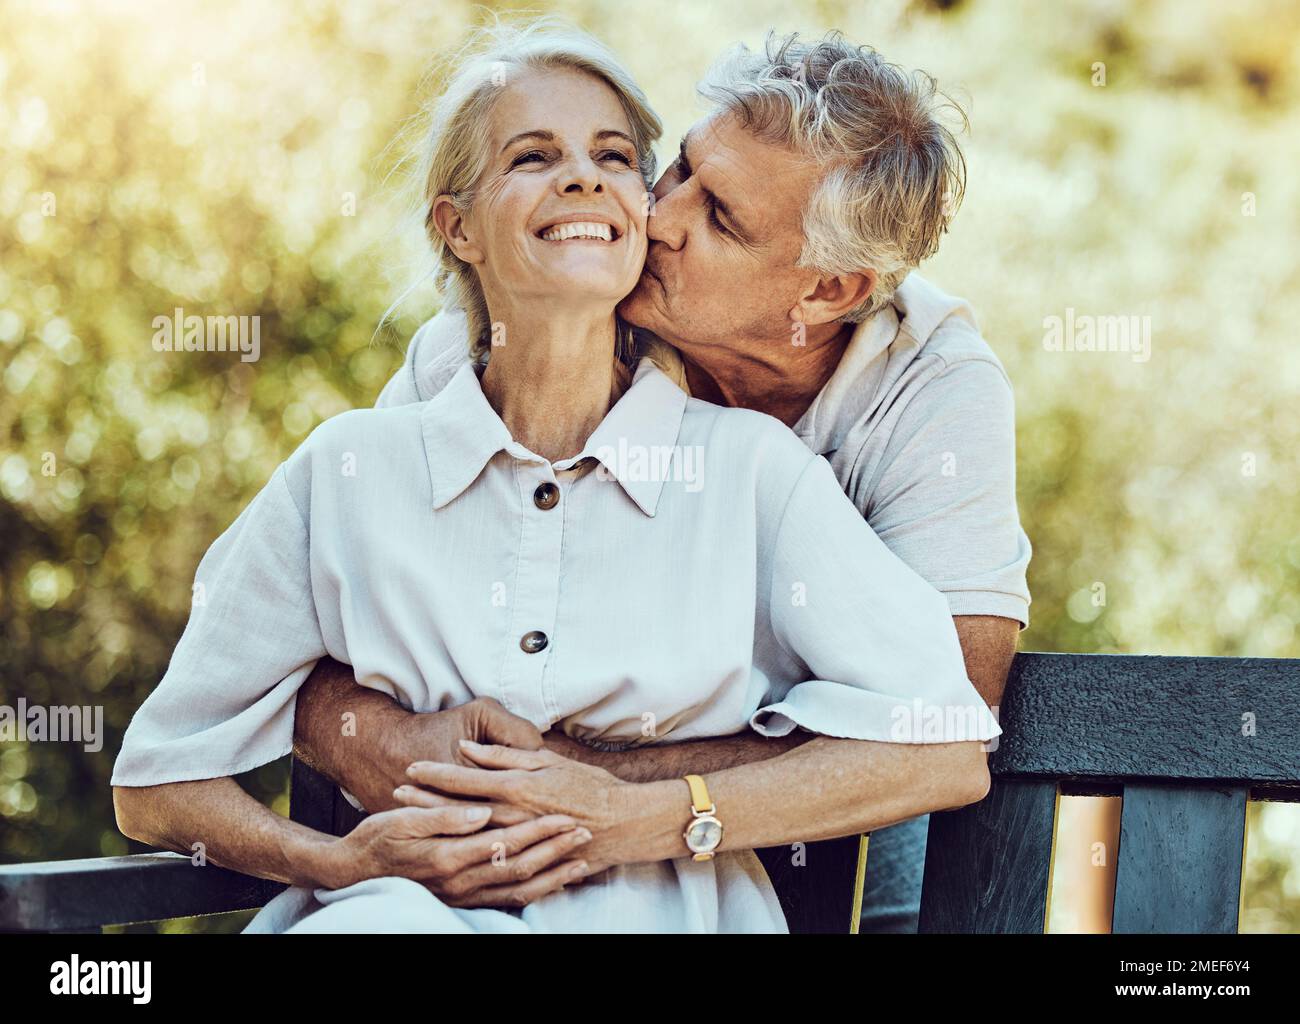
[
  {"x1": 700, "y1": 31, "x2": 968, "y2": 320},
  {"x1": 414, "y1": 16, "x2": 687, "y2": 392}
]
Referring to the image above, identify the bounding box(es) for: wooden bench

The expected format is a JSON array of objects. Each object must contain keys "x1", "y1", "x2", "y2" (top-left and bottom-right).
[{"x1": 3, "y1": 653, "x2": 1297, "y2": 933}]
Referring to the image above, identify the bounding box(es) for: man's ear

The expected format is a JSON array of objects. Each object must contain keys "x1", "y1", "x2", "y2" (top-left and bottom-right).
[
  {"x1": 431, "y1": 195, "x2": 484, "y2": 264},
  {"x1": 790, "y1": 269, "x2": 877, "y2": 326}
]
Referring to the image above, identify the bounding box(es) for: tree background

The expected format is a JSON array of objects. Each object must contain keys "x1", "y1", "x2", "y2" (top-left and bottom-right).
[{"x1": 1, "y1": 0, "x2": 1297, "y2": 932}]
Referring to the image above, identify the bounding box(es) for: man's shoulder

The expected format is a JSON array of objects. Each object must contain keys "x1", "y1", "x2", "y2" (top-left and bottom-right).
[
  {"x1": 893, "y1": 273, "x2": 1010, "y2": 388},
  {"x1": 375, "y1": 308, "x2": 471, "y2": 408}
]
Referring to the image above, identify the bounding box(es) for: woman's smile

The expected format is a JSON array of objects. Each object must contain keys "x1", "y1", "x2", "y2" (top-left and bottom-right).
[{"x1": 535, "y1": 216, "x2": 623, "y2": 243}]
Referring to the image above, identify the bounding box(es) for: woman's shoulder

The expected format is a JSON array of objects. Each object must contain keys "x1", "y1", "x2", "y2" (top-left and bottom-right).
[
  {"x1": 279, "y1": 404, "x2": 426, "y2": 498},
  {"x1": 680, "y1": 397, "x2": 816, "y2": 472},
  {"x1": 299, "y1": 403, "x2": 424, "y2": 453}
]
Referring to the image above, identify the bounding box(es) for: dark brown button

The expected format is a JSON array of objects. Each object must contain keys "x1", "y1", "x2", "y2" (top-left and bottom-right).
[
  {"x1": 533, "y1": 482, "x2": 560, "y2": 510},
  {"x1": 520, "y1": 630, "x2": 549, "y2": 654}
]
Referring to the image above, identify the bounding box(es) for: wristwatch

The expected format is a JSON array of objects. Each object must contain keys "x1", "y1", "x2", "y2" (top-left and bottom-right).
[{"x1": 682, "y1": 774, "x2": 724, "y2": 861}]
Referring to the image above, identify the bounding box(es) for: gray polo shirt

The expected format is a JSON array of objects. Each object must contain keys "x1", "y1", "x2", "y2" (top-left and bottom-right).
[{"x1": 376, "y1": 272, "x2": 1031, "y2": 626}]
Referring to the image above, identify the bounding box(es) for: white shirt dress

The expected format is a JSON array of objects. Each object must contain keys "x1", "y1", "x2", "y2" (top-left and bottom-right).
[{"x1": 111, "y1": 357, "x2": 1001, "y2": 933}]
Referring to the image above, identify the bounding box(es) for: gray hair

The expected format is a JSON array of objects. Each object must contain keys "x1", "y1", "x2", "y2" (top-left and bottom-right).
[
  {"x1": 699, "y1": 31, "x2": 968, "y2": 320},
  {"x1": 415, "y1": 17, "x2": 683, "y2": 387}
]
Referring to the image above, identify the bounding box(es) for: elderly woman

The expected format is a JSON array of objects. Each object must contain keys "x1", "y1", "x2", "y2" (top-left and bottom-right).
[{"x1": 111, "y1": 21, "x2": 999, "y2": 933}]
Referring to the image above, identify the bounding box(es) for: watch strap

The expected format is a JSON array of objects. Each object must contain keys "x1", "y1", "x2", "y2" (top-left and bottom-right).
[{"x1": 684, "y1": 773, "x2": 713, "y2": 814}]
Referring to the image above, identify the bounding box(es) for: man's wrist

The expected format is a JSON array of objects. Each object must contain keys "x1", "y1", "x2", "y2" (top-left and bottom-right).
[{"x1": 377, "y1": 703, "x2": 436, "y2": 785}]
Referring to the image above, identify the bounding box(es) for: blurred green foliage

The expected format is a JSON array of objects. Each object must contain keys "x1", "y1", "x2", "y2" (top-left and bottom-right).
[{"x1": 1, "y1": 0, "x2": 1297, "y2": 931}]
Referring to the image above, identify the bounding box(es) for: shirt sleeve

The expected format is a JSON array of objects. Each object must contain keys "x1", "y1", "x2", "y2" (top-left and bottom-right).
[
  {"x1": 752, "y1": 453, "x2": 1002, "y2": 744},
  {"x1": 853, "y1": 356, "x2": 1032, "y2": 626},
  {"x1": 110, "y1": 464, "x2": 325, "y2": 786}
]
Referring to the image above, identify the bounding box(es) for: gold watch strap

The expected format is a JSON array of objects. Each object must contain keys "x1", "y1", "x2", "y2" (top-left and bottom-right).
[{"x1": 684, "y1": 773, "x2": 713, "y2": 814}]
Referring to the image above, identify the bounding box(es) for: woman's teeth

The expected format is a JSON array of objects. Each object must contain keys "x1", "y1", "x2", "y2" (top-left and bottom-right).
[{"x1": 540, "y1": 222, "x2": 615, "y2": 242}]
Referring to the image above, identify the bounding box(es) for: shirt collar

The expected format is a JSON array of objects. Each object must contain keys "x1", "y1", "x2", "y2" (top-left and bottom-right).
[
  {"x1": 791, "y1": 272, "x2": 977, "y2": 455},
  {"x1": 421, "y1": 357, "x2": 688, "y2": 516}
]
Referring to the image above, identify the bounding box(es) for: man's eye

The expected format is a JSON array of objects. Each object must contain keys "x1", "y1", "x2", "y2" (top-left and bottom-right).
[
  {"x1": 708, "y1": 202, "x2": 731, "y2": 236},
  {"x1": 510, "y1": 150, "x2": 547, "y2": 167}
]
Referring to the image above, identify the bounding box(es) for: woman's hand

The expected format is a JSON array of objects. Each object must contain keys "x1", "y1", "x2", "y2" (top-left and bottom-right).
[
  {"x1": 322, "y1": 802, "x2": 594, "y2": 908},
  {"x1": 397, "y1": 741, "x2": 654, "y2": 877}
]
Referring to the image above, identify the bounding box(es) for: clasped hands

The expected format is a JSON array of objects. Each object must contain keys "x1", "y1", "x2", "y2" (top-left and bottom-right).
[{"x1": 327, "y1": 698, "x2": 656, "y2": 909}]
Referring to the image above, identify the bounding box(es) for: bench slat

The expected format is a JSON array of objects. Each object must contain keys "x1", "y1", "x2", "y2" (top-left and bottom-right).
[
  {"x1": 1111, "y1": 784, "x2": 1247, "y2": 933},
  {"x1": 917, "y1": 779, "x2": 1058, "y2": 933},
  {"x1": 0, "y1": 853, "x2": 284, "y2": 932},
  {"x1": 993, "y1": 654, "x2": 1300, "y2": 786}
]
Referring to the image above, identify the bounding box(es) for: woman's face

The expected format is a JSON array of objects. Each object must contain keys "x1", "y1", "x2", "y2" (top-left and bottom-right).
[{"x1": 454, "y1": 67, "x2": 649, "y2": 317}]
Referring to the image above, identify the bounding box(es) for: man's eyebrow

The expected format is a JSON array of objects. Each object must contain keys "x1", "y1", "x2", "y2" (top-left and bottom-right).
[{"x1": 678, "y1": 131, "x2": 755, "y2": 243}]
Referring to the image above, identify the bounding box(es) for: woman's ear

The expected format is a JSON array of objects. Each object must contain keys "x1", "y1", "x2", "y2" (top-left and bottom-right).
[{"x1": 431, "y1": 194, "x2": 484, "y2": 264}]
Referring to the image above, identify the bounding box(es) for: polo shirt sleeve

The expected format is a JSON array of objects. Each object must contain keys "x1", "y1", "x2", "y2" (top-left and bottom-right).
[
  {"x1": 852, "y1": 355, "x2": 1031, "y2": 626},
  {"x1": 752, "y1": 453, "x2": 1001, "y2": 744},
  {"x1": 110, "y1": 462, "x2": 325, "y2": 786}
]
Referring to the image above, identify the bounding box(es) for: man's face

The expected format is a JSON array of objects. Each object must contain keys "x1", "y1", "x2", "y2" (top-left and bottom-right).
[{"x1": 618, "y1": 113, "x2": 826, "y2": 355}]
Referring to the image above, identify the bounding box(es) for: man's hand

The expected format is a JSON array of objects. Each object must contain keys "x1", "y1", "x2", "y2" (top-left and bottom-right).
[{"x1": 292, "y1": 656, "x2": 544, "y2": 814}]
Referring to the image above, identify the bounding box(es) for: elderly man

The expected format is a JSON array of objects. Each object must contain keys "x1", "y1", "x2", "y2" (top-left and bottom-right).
[{"x1": 292, "y1": 30, "x2": 1030, "y2": 932}]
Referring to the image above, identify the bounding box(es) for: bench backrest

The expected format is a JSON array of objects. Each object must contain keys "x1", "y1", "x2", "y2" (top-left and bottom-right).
[{"x1": 291, "y1": 653, "x2": 1300, "y2": 934}]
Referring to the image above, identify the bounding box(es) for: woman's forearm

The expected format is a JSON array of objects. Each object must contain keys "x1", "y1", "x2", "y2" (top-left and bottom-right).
[
  {"x1": 112, "y1": 777, "x2": 349, "y2": 889},
  {"x1": 609, "y1": 736, "x2": 992, "y2": 865}
]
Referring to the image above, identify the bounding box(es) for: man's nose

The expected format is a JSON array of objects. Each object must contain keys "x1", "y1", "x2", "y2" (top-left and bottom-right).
[{"x1": 647, "y1": 187, "x2": 686, "y2": 250}]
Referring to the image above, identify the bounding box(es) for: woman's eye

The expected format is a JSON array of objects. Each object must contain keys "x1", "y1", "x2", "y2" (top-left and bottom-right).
[
  {"x1": 599, "y1": 150, "x2": 634, "y2": 166},
  {"x1": 510, "y1": 150, "x2": 547, "y2": 168}
]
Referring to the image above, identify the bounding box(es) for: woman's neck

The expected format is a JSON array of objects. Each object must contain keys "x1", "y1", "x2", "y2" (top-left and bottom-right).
[{"x1": 479, "y1": 305, "x2": 619, "y2": 463}]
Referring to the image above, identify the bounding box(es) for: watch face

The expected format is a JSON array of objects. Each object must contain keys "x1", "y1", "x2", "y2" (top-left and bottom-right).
[{"x1": 686, "y1": 816, "x2": 723, "y2": 852}]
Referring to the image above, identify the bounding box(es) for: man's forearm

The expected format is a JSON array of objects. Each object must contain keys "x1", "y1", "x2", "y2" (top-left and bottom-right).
[
  {"x1": 559, "y1": 615, "x2": 1015, "y2": 785},
  {"x1": 548, "y1": 730, "x2": 810, "y2": 784},
  {"x1": 293, "y1": 657, "x2": 414, "y2": 813}
]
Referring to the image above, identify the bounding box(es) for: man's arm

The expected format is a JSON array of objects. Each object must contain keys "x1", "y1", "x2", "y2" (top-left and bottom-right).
[
  {"x1": 953, "y1": 614, "x2": 1018, "y2": 707},
  {"x1": 296, "y1": 614, "x2": 1018, "y2": 800},
  {"x1": 292, "y1": 657, "x2": 544, "y2": 814},
  {"x1": 543, "y1": 613, "x2": 1016, "y2": 783}
]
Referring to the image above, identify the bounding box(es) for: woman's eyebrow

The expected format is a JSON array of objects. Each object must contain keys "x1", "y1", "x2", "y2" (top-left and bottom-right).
[
  {"x1": 595, "y1": 129, "x2": 636, "y2": 146},
  {"x1": 500, "y1": 129, "x2": 634, "y2": 154},
  {"x1": 500, "y1": 129, "x2": 553, "y2": 153}
]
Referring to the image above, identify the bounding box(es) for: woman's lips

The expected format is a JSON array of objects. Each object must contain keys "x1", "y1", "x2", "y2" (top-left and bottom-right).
[{"x1": 537, "y1": 221, "x2": 620, "y2": 242}]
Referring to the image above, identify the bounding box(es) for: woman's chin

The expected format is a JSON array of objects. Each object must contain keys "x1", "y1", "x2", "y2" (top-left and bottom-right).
[{"x1": 533, "y1": 273, "x2": 642, "y2": 310}]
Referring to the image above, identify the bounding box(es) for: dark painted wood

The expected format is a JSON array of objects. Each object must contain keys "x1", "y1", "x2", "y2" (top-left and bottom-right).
[
  {"x1": 0, "y1": 853, "x2": 284, "y2": 932},
  {"x1": 333, "y1": 786, "x2": 367, "y2": 836},
  {"x1": 1112, "y1": 784, "x2": 1248, "y2": 934},
  {"x1": 289, "y1": 756, "x2": 338, "y2": 833},
  {"x1": 917, "y1": 779, "x2": 1058, "y2": 933},
  {"x1": 992, "y1": 654, "x2": 1300, "y2": 786},
  {"x1": 757, "y1": 836, "x2": 862, "y2": 934}
]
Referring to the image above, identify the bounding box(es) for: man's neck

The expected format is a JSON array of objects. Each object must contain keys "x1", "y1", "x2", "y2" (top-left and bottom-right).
[{"x1": 680, "y1": 320, "x2": 855, "y2": 427}]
